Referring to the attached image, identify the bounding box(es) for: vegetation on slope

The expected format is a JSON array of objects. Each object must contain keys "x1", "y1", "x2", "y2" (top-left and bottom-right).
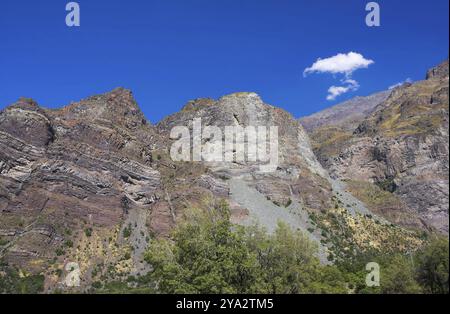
[
  {"x1": 144, "y1": 201, "x2": 448, "y2": 294},
  {"x1": 1, "y1": 201, "x2": 447, "y2": 294},
  {"x1": 0, "y1": 261, "x2": 45, "y2": 294},
  {"x1": 145, "y1": 201, "x2": 347, "y2": 294},
  {"x1": 344, "y1": 180, "x2": 422, "y2": 228},
  {"x1": 310, "y1": 126, "x2": 353, "y2": 159}
]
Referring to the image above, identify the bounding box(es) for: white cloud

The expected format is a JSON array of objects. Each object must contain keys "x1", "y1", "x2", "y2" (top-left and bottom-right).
[
  {"x1": 304, "y1": 52, "x2": 374, "y2": 77},
  {"x1": 303, "y1": 52, "x2": 374, "y2": 101},
  {"x1": 327, "y1": 86, "x2": 350, "y2": 101},
  {"x1": 326, "y1": 79, "x2": 359, "y2": 101},
  {"x1": 389, "y1": 78, "x2": 412, "y2": 90}
]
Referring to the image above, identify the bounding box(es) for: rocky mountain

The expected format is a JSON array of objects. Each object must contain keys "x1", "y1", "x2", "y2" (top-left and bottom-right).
[
  {"x1": 1, "y1": 62, "x2": 446, "y2": 292},
  {"x1": 303, "y1": 60, "x2": 449, "y2": 234}
]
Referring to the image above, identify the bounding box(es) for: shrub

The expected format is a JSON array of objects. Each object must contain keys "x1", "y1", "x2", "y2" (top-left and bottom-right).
[
  {"x1": 65, "y1": 240, "x2": 73, "y2": 248},
  {"x1": 123, "y1": 225, "x2": 132, "y2": 238},
  {"x1": 285, "y1": 199, "x2": 292, "y2": 207},
  {"x1": 84, "y1": 228, "x2": 92, "y2": 237}
]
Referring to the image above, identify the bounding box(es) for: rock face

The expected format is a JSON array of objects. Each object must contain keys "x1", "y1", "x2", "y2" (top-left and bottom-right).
[
  {"x1": 0, "y1": 89, "x2": 169, "y2": 288},
  {"x1": 157, "y1": 92, "x2": 332, "y2": 210},
  {"x1": 303, "y1": 60, "x2": 449, "y2": 234},
  {"x1": 157, "y1": 92, "x2": 335, "y2": 262}
]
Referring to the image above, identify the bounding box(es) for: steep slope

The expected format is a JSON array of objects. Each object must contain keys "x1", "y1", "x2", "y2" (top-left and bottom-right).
[{"x1": 304, "y1": 60, "x2": 449, "y2": 234}]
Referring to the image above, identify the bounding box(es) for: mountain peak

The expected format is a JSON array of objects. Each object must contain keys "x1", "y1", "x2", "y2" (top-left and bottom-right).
[
  {"x1": 54, "y1": 87, "x2": 150, "y2": 129},
  {"x1": 3, "y1": 97, "x2": 41, "y2": 112},
  {"x1": 218, "y1": 92, "x2": 263, "y2": 105},
  {"x1": 181, "y1": 98, "x2": 216, "y2": 112}
]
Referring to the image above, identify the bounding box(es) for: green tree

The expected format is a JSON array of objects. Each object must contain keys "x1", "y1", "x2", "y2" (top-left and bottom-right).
[
  {"x1": 379, "y1": 254, "x2": 422, "y2": 294},
  {"x1": 415, "y1": 237, "x2": 449, "y2": 294},
  {"x1": 245, "y1": 221, "x2": 346, "y2": 293},
  {"x1": 145, "y1": 203, "x2": 263, "y2": 293},
  {"x1": 339, "y1": 251, "x2": 421, "y2": 294}
]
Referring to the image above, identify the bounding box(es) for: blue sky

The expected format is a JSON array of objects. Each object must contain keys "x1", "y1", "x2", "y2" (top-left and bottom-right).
[{"x1": 0, "y1": 0, "x2": 448, "y2": 123}]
